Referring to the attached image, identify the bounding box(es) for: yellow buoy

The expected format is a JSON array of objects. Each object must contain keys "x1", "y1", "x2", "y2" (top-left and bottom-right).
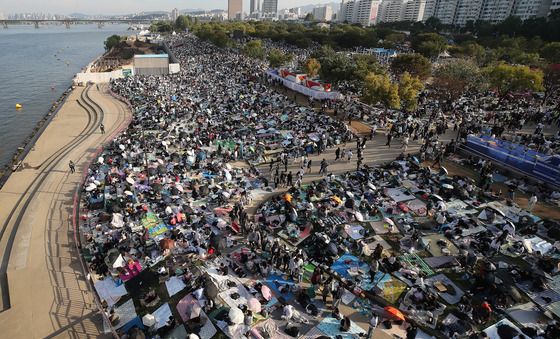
[{"x1": 15, "y1": 103, "x2": 22, "y2": 109}]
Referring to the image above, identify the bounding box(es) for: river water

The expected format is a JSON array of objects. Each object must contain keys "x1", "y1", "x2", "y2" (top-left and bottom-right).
[{"x1": 0, "y1": 24, "x2": 130, "y2": 168}]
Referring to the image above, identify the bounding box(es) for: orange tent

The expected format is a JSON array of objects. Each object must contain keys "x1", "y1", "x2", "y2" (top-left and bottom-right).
[{"x1": 384, "y1": 306, "x2": 405, "y2": 321}]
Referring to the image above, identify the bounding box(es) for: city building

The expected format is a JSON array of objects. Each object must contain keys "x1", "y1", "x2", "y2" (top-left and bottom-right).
[
  {"x1": 339, "y1": 0, "x2": 382, "y2": 26},
  {"x1": 421, "y1": 0, "x2": 555, "y2": 26},
  {"x1": 377, "y1": 0, "x2": 426, "y2": 23},
  {"x1": 171, "y1": 8, "x2": 179, "y2": 21},
  {"x1": 478, "y1": 0, "x2": 516, "y2": 23},
  {"x1": 313, "y1": 5, "x2": 334, "y2": 21},
  {"x1": 423, "y1": 0, "x2": 459, "y2": 25},
  {"x1": 403, "y1": 0, "x2": 427, "y2": 20},
  {"x1": 453, "y1": 0, "x2": 483, "y2": 26},
  {"x1": 228, "y1": 0, "x2": 243, "y2": 20},
  {"x1": 250, "y1": 0, "x2": 261, "y2": 14},
  {"x1": 262, "y1": 0, "x2": 279, "y2": 15},
  {"x1": 513, "y1": 0, "x2": 553, "y2": 20}
]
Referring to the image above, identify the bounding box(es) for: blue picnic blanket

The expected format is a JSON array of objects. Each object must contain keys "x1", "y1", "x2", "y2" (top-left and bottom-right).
[
  {"x1": 263, "y1": 273, "x2": 296, "y2": 301},
  {"x1": 331, "y1": 254, "x2": 369, "y2": 280}
]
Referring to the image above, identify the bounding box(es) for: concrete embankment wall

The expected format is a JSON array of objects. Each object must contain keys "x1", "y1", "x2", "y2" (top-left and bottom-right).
[{"x1": 73, "y1": 69, "x2": 126, "y2": 84}]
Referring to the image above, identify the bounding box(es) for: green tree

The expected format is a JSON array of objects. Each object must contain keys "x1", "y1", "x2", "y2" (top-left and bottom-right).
[
  {"x1": 175, "y1": 15, "x2": 192, "y2": 31},
  {"x1": 243, "y1": 39, "x2": 264, "y2": 59},
  {"x1": 353, "y1": 54, "x2": 384, "y2": 80},
  {"x1": 398, "y1": 72, "x2": 424, "y2": 112},
  {"x1": 305, "y1": 58, "x2": 321, "y2": 77},
  {"x1": 483, "y1": 62, "x2": 544, "y2": 101},
  {"x1": 541, "y1": 42, "x2": 560, "y2": 64},
  {"x1": 382, "y1": 32, "x2": 406, "y2": 49},
  {"x1": 104, "y1": 35, "x2": 121, "y2": 51},
  {"x1": 390, "y1": 53, "x2": 432, "y2": 80},
  {"x1": 432, "y1": 59, "x2": 482, "y2": 102},
  {"x1": 305, "y1": 13, "x2": 314, "y2": 22},
  {"x1": 362, "y1": 73, "x2": 400, "y2": 112},
  {"x1": 411, "y1": 33, "x2": 447, "y2": 59},
  {"x1": 267, "y1": 49, "x2": 292, "y2": 68}
]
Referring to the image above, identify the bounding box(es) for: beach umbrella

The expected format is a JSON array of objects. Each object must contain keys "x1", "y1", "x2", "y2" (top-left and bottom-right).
[
  {"x1": 442, "y1": 184, "x2": 454, "y2": 189},
  {"x1": 187, "y1": 335, "x2": 200, "y2": 339},
  {"x1": 86, "y1": 183, "x2": 97, "y2": 192},
  {"x1": 261, "y1": 285, "x2": 272, "y2": 301},
  {"x1": 346, "y1": 191, "x2": 354, "y2": 199},
  {"x1": 124, "y1": 190, "x2": 134, "y2": 196},
  {"x1": 142, "y1": 313, "x2": 156, "y2": 327},
  {"x1": 247, "y1": 297, "x2": 262, "y2": 313},
  {"x1": 439, "y1": 167, "x2": 448, "y2": 175},
  {"x1": 384, "y1": 306, "x2": 405, "y2": 321},
  {"x1": 98, "y1": 156, "x2": 104, "y2": 164},
  {"x1": 368, "y1": 183, "x2": 377, "y2": 191},
  {"x1": 228, "y1": 307, "x2": 244, "y2": 324},
  {"x1": 159, "y1": 238, "x2": 175, "y2": 250},
  {"x1": 225, "y1": 163, "x2": 232, "y2": 170}
]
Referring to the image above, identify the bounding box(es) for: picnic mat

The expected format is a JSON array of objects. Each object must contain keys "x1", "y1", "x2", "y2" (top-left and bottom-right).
[
  {"x1": 483, "y1": 318, "x2": 523, "y2": 339},
  {"x1": 250, "y1": 318, "x2": 293, "y2": 339},
  {"x1": 176, "y1": 293, "x2": 204, "y2": 322},
  {"x1": 165, "y1": 276, "x2": 187, "y2": 297},
  {"x1": 368, "y1": 221, "x2": 398, "y2": 235},
  {"x1": 506, "y1": 302, "x2": 550, "y2": 331},
  {"x1": 405, "y1": 199, "x2": 427, "y2": 216},
  {"x1": 218, "y1": 283, "x2": 253, "y2": 310},
  {"x1": 300, "y1": 326, "x2": 328, "y2": 339},
  {"x1": 516, "y1": 280, "x2": 560, "y2": 307},
  {"x1": 344, "y1": 224, "x2": 365, "y2": 240},
  {"x1": 263, "y1": 273, "x2": 296, "y2": 301},
  {"x1": 425, "y1": 274, "x2": 464, "y2": 305},
  {"x1": 94, "y1": 277, "x2": 127, "y2": 307},
  {"x1": 372, "y1": 272, "x2": 408, "y2": 304},
  {"x1": 331, "y1": 254, "x2": 369, "y2": 280},
  {"x1": 316, "y1": 317, "x2": 366, "y2": 339},
  {"x1": 153, "y1": 303, "x2": 173, "y2": 330},
  {"x1": 113, "y1": 299, "x2": 138, "y2": 330},
  {"x1": 400, "y1": 253, "x2": 435, "y2": 276},
  {"x1": 423, "y1": 256, "x2": 458, "y2": 269},
  {"x1": 421, "y1": 234, "x2": 460, "y2": 257}
]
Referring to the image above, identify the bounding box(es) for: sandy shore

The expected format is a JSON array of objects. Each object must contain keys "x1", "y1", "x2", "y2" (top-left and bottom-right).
[{"x1": 0, "y1": 84, "x2": 131, "y2": 338}]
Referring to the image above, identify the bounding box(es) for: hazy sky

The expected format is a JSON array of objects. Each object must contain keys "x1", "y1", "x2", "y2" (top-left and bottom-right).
[{"x1": 0, "y1": 0, "x2": 333, "y2": 15}]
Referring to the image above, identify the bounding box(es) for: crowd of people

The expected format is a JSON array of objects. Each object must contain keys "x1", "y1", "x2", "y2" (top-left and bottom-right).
[{"x1": 79, "y1": 32, "x2": 560, "y2": 339}]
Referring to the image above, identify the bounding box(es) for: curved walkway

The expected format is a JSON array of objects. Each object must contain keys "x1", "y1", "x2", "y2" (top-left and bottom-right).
[{"x1": 0, "y1": 85, "x2": 131, "y2": 338}]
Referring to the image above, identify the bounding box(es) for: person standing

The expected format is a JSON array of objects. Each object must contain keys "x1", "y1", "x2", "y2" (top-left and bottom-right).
[
  {"x1": 367, "y1": 314, "x2": 378, "y2": 338},
  {"x1": 528, "y1": 194, "x2": 538, "y2": 212},
  {"x1": 319, "y1": 159, "x2": 328, "y2": 176},
  {"x1": 100, "y1": 123, "x2": 105, "y2": 134},
  {"x1": 335, "y1": 147, "x2": 341, "y2": 161},
  {"x1": 68, "y1": 160, "x2": 75, "y2": 174},
  {"x1": 386, "y1": 133, "x2": 392, "y2": 148}
]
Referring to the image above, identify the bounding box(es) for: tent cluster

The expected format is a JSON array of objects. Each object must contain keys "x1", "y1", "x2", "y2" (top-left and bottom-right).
[{"x1": 80, "y1": 33, "x2": 560, "y2": 339}]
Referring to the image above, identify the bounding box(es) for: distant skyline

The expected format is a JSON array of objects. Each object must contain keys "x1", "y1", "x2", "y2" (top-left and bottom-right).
[{"x1": 0, "y1": 0, "x2": 336, "y2": 15}]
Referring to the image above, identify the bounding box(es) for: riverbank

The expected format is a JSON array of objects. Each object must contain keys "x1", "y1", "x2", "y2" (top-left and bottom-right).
[{"x1": 0, "y1": 84, "x2": 132, "y2": 338}]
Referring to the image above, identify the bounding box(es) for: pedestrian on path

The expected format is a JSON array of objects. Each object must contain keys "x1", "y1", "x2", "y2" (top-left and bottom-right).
[
  {"x1": 100, "y1": 123, "x2": 105, "y2": 134},
  {"x1": 386, "y1": 133, "x2": 392, "y2": 148},
  {"x1": 69, "y1": 160, "x2": 75, "y2": 174},
  {"x1": 367, "y1": 314, "x2": 378, "y2": 338},
  {"x1": 319, "y1": 159, "x2": 328, "y2": 176},
  {"x1": 335, "y1": 147, "x2": 341, "y2": 161},
  {"x1": 528, "y1": 194, "x2": 538, "y2": 212}
]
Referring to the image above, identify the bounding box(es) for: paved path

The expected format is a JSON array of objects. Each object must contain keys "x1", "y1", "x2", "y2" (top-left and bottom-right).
[{"x1": 0, "y1": 84, "x2": 131, "y2": 338}]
